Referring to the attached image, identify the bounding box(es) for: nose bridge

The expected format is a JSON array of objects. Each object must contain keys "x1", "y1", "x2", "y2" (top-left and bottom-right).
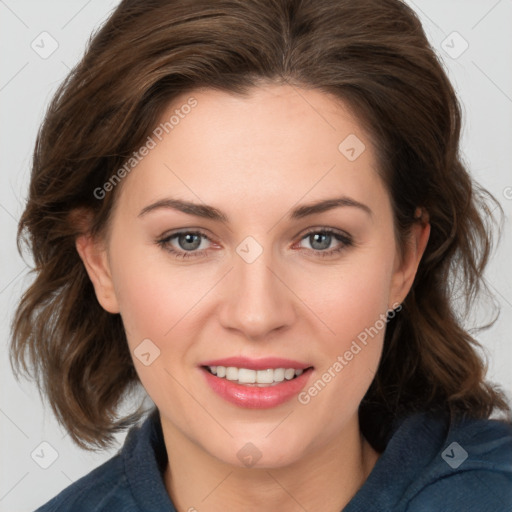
[{"x1": 218, "y1": 235, "x2": 295, "y2": 339}]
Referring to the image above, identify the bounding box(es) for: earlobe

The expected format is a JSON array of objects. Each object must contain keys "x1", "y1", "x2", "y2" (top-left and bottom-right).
[
  {"x1": 75, "y1": 234, "x2": 120, "y2": 314},
  {"x1": 390, "y1": 209, "x2": 431, "y2": 307}
]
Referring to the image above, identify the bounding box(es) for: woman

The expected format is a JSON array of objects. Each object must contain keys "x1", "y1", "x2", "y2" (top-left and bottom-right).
[{"x1": 11, "y1": 0, "x2": 512, "y2": 510}]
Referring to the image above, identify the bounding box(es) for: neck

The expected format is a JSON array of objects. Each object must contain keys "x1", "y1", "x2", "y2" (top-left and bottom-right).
[{"x1": 162, "y1": 415, "x2": 379, "y2": 512}]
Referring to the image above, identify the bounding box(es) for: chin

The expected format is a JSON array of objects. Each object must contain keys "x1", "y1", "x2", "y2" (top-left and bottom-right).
[{"x1": 206, "y1": 432, "x2": 310, "y2": 470}]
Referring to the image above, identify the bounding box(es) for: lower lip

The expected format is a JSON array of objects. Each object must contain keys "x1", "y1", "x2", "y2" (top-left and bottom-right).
[{"x1": 201, "y1": 367, "x2": 313, "y2": 409}]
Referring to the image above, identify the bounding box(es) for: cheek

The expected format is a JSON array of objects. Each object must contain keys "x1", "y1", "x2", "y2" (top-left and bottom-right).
[
  {"x1": 325, "y1": 278, "x2": 387, "y2": 331},
  {"x1": 109, "y1": 236, "x2": 207, "y2": 345},
  {"x1": 295, "y1": 268, "x2": 391, "y2": 434},
  {"x1": 302, "y1": 255, "x2": 395, "y2": 350},
  {"x1": 317, "y1": 274, "x2": 389, "y2": 384},
  {"x1": 295, "y1": 244, "x2": 395, "y2": 404},
  {"x1": 113, "y1": 269, "x2": 172, "y2": 343},
  {"x1": 108, "y1": 247, "x2": 202, "y2": 404}
]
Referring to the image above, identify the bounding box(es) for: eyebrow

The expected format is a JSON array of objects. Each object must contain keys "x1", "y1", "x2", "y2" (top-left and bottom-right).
[{"x1": 138, "y1": 196, "x2": 372, "y2": 221}]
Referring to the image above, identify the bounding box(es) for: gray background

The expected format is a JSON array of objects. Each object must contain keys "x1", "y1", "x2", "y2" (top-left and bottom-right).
[{"x1": 1, "y1": 1, "x2": 511, "y2": 510}]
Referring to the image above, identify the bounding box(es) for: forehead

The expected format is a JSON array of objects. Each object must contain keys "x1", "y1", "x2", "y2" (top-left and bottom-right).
[{"x1": 114, "y1": 84, "x2": 386, "y2": 220}]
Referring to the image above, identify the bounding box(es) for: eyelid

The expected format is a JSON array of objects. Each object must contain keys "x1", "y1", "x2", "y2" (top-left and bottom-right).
[
  {"x1": 157, "y1": 226, "x2": 353, "y2": 259},
  {"x1": 158, "y1": 228, "x2": 215, "y2": 248},
  {"x1": 157, "y1": 227, "x2": 216, "y2": 245},
  {"x1": 155, "y1": 228, "x2": 219, "y2": 261},
  {"x1": 295, "y1": 225, "x2": 352, "y2": 241},
  {"x1": 292, "y1": 226, "x2": 353, "y2": 254}
]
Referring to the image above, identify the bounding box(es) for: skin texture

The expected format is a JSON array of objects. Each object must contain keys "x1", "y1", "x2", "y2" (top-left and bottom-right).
[{"x1": 76, "y1": 84, "x2": 430, "y2": 512}]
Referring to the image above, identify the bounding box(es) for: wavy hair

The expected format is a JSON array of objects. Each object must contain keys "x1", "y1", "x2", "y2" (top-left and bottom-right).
[{"x1": 10, "y1": 0, "x2": 510, "y2": 450}]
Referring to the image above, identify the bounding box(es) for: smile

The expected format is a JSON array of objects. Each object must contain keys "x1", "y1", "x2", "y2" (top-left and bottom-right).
[
  {"x1": 199, "y1": 357, "x2": 314, "y2": 408},
  {"x1": 205, "y1": 365, "x2": 306, "y2": 386}
]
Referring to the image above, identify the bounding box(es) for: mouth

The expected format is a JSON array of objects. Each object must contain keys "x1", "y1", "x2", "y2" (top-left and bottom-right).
[
  {"x1": 202, "y1": 365, "x2": 312, "y2": 387},
  {"x1": 199, "y1": 357, "x2": 314, "y2": 408}
]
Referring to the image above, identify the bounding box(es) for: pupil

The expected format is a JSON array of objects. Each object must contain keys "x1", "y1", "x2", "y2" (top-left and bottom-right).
[
  {"x1": 311, "y1": 233, "x2": 330, "y2": 250},
  {"x1": 179, "y1": 233, "x2": 201, "y2": 250}
]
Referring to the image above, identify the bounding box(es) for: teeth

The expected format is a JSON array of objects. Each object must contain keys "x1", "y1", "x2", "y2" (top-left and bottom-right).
[
  {"x1": 273, "y1": 368, "x2": 285, "y2": 382},
  {"x1": 207, "y1": 366, "x2": 307, "y2": 386},
  {"x1": 256, "y1": 369, "x2": 274, "y2": 384},
  {"x1": 284, "y1": 368, "x2": 295, "y2": 380},
  {"x1": 238, "y1": 368, "x2": 256, "y2": 384},
  {"x1": 225, "y1": 367, "x2": 238, "y2": 381}
]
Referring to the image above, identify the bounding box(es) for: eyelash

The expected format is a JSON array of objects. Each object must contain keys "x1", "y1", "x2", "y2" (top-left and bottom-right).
[{"x1": 156, "y1": 228, "x2": 353, "y2": 260}]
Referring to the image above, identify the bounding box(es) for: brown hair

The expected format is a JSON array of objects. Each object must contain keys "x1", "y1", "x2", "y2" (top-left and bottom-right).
[{"x1": 10, "y1": 0, "x2": 510, "y2": 451}]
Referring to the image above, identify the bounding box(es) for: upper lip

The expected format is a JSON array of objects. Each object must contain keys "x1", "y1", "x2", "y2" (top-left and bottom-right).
[{"x1": 200, "y1": 356, "x2": 312, "y2": 371}]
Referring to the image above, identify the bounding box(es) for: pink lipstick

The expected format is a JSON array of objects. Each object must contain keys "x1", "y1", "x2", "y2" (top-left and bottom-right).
[{"x1": 199, "y1": 357, "x2": 314, "y2": 408}]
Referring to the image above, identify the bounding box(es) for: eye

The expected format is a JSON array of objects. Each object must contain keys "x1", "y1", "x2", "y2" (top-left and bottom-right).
[
  {"x1": 156, "y1": 227, "x2": 353, "y2": 260},
  {"x1": 295, "y1": 228, "x2": 353, "y2": 257},
  {"x1": 156, "y1": 230, "x2": 214, "y2": 259}
]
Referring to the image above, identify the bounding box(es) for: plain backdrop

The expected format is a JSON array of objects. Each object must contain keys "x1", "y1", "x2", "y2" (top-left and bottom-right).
[{"x1": 1, "y1": 1, "x2": 511, "y2": 511}]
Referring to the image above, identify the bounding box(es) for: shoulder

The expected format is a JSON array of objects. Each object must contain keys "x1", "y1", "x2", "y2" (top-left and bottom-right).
[
  {"x1": 33, "y1": 452, "x2": 132, "y2": 512},
  {"x1": 33, "y1": 411, "x2": 160, "y2": 512},
  {"x1": 33, "y1": 408, "x2": 173, "y2": 512},
  {"x1": 402, "y1": 412, "x2": 512, "y2": 512}
]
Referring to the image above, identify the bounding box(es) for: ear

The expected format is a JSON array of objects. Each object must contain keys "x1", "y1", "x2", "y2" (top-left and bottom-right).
[
  {"x1": 75, "y1": 233, "x2": 120, "y2": 314},
  {"x1": 389, "y1": 208, "x2": 430, "y2": 307}
]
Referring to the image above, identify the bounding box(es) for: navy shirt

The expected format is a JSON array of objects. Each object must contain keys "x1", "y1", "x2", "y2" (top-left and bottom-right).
[{"x1": 34, "y1": 407, "x2": 512, "y2": 511}]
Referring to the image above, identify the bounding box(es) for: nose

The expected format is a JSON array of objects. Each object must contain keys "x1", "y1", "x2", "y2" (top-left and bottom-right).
[{"x1": 218, "y1": 241, "x2": 297, "y2": 341}]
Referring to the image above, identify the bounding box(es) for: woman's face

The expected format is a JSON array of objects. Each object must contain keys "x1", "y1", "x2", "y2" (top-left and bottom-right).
[{"x1": 79, "y1": 84, "x2": 427, "y2": 468}]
